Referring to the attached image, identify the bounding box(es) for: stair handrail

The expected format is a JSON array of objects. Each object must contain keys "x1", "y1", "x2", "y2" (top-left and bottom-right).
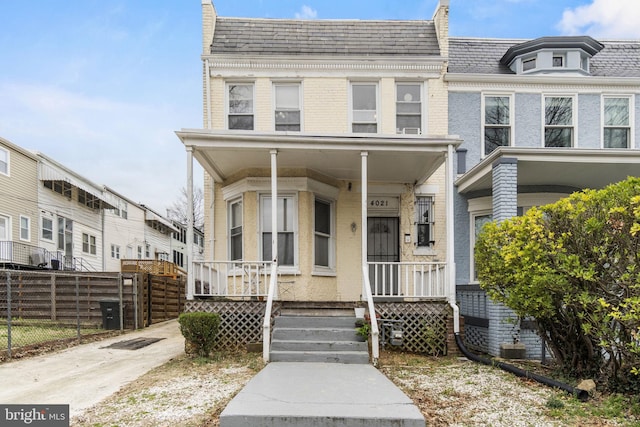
[
  {"x1": 362, "y1": 265, "x2": 380, "y2": 364},
  {"x1": 262, "y1": 262, "x2": 278, "y2": 362}
]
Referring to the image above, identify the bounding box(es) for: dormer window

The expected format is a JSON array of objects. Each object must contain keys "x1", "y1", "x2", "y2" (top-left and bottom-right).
[
  {"x1": 522, "y1": 57, "x2": 536, "y2": 72},
  {"x1": 552, "y1": 54, "x2": 565, "y2": 67}
]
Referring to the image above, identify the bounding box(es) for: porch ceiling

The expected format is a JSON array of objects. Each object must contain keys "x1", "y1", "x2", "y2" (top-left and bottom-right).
[
  {"x1": 176, "y1": 130, "x2": 462, "y2": 184},
  {"x1": 456, "y1": 147, "x2": 640, "y2": 195}
]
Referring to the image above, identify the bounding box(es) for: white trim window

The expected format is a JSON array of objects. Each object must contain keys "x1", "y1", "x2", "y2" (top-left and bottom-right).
[
  {"x1": 544, "y1": 95, "x2": 575, "y2": 147},
  {"x1": 396, "y1": 83, "x2": 423, "y2": 134},
  {"x1": 415, "y1": 196, "x2": 435, "y2": 247},
  {"x1": 20, "y1": 216, "x2": 30, "y2": 242},
  {"x1": 0, "y1": 214, "x2": 9, "y2": 241},
  {"x1": 137, "y1": 245, "x2": 143, "y2": 259},
  {"x1": 111, "y1": 244, "x2": 120, "y2": 260},
  {"x1": 260, "y1": 194, "x2": 297, "y2": 267},
  {"x1": 42, "y1": 217, "x2": 53, "y2": 241},
  {"x1": 314, "y1": 197, "x2": 335, "y2": 272},
  {"x1": 471, "y1": 211, "x2": 493, "y2": 281},
  {"x1": 483, "y1": 95, "x2": 512, "y2": 155},
  {"x1": 227, "y1": 83, "x2": 254, "y2": 130},
  {"x1": 82, "y1": 233, "x2": 97, "y2": 255},
  {"x1": 0, "y1": 147, "x2": 8, "y2": 176},
  {"x1": 274, "y1": 83, "x2": 301, "y2": 131},
  {"x1": 603, "y1": 96, "x2": 631, "y2": 148},
  {"x1": 228, "y1": 198, "x2": 243, "y2": 261},
  {"x1": 351, "y1": 82, "x2": 378, "y2": 133}
]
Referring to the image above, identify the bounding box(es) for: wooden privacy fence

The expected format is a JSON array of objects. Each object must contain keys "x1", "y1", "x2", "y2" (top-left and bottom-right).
[{"x1": 139, "y1": 273, "x2": 185, "y2": 327}]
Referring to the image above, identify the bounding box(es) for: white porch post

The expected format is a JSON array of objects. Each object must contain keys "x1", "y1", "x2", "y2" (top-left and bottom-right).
[
  {"x1": 361, "y1": 151, "x2": 368, "y2": 294},
  {"x1": 270, "y1": 150, "x2": 278, "y2": 265},
  {"x1": 446, "y1": 143, "x2": 459, "y2": 333},
  {"x1": 186, "y1": 147, "x2": 194, "y2": 300}
]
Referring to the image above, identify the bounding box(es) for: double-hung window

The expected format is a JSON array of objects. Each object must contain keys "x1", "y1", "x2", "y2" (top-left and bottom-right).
[
  {"x1": 544, "y1": 96, "x2": 574, "y2": 147},
  {"x1": 351, "y1": 83, "x2": 378, "y2": 133},
  {"x1": 228, "y1": 83, "x2": 254, "y2": 130},
  {"x1": 229, "y1": 199, "x2": 243, "y2": 261},
  {"x1": 20, "y1": 216, "x2": 30, "y2": 241},
  {"x1": 111, "y1": 244, "x2": 120, "y2": 259},
  {"x1": 274, "y1": 83, "x2": 301, "y2": 131},
  {"x1": 483, "y1": 95, "x2": 511, "y2": 155},
  {"x1": 42, "y1": 218, "x2": 53, "y2": 240},
  {"x1": 82, "y1": 233, "x2": 96, "y2": 255},
  {"x1": 396, "y1": 83, "x2": 422, "y2": 134},
  {"x1": 0, "y1": 147, "x2": 8, "y2": 175},
  {"x1": 471, "y1": 212, "x2": 493, "y2": 281},
  {"x1": 415, "y1": 196, "x2": 434, "y2": 247},
  {"x1": 603, "y1": 96, "x2": 631, "y2": 148},
  {"x1": 314, "y1": 198, "x2": 335, "y2": 270},
  {"x1": 260, "y1": 194, "x2": 296, "y2": 267}
]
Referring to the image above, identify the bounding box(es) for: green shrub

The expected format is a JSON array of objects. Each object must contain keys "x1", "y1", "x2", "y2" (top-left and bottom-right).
[{"x1": 178, "y1": 312, "x2": 221, "y2": 358}]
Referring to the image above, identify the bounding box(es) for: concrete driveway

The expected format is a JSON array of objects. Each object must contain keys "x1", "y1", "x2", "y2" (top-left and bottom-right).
[{"x1": 0, "y1": 319, "x2": 184, "y2": 417}]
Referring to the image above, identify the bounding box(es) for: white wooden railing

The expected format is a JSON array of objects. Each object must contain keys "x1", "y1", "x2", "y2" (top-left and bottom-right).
[
  {"x1": 262, "y1": 263, "x2": 278, "y2": 362},
  {"x1": 367, "y1": 261, "x2": 447, "y2": 299},
  {"x1": 192, "y1": 261, "x2": 273, "y2": 298},
  {"x1": 362, "y1": 265, "x2": 380, "y2": 364}
]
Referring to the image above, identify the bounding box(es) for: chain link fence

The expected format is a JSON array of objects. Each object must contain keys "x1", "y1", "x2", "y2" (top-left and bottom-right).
[{"x1": 0, "y1": 270, "x2": 140, "y2": 361}]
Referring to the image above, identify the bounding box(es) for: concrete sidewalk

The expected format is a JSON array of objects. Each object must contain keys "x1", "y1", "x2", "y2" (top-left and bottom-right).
[{"x1": 0, "y1": 319, "x2": 184, "y2": 417}]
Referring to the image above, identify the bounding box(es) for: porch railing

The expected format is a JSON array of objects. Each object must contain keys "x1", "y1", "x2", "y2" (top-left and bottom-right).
[
  {"x1": 192, "y1": 261, "x2": 273, "y2": 298},
  {"x1": 121, "y1": 259, "x2": 186, "y2": 278},
  {"x1": 362, "y1": 265, "x2": 380, "y2": 363},
  {"x1": 367, "y1": 261, "x2": 447, "y2": 299}
]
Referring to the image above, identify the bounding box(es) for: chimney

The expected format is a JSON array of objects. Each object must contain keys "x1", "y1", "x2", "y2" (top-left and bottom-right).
[
  {"x1": 202, "y1": 0, "x2": 216, "y2": 56},
  {"x1": 433, "y1": 0, "x2": 449, "y2": 59}
]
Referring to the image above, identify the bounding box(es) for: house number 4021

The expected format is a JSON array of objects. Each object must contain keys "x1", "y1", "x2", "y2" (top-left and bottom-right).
[{"x1": 370, "y1": 199, "x2": 389, "y2": 207}]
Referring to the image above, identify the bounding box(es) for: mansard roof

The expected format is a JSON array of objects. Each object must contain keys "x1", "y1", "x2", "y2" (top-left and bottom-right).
[
  {"x1": 211, "y1": 17, "x2": 441, "y2": 57},
  {"x1": 449, "y1": 37, "x2": 640, "y2": 77}
]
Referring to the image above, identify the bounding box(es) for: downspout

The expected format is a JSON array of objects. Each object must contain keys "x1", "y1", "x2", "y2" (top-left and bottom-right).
[
  {"x1": 205, "y1": 59, "x2": 212, "y2": 130},
  {"x1": 205, "y1": 58, "x2": 214, "y2": 261},
  {"x1": 445, "y1": 145, "x2": 588, "y2": 400}
]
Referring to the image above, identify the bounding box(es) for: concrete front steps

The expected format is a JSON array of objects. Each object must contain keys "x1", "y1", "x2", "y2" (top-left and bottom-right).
[{"x1": 270, "y1": 314, "x2": 369, "y2": 364}]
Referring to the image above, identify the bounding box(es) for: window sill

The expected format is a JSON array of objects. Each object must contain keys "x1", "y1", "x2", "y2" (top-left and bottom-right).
[
  {"x1": 312, "y1": 269, "x2": 337, "y2": 277},
  {"x1": 413, "y1": 247, "x2": 437, "y2": 257}
]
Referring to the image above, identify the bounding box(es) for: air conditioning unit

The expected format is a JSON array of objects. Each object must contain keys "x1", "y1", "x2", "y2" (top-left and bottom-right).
[
  {"x1": 30, "y1": 251, "x2": 46, "y2": 267},
  {"x1": 401, "y1": 127, "x2": 421, "y2": 135}
]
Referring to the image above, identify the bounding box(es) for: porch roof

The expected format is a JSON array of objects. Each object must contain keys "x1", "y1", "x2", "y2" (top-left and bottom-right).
[
  {"x1": 456, "y1": 147, "x2": 640, "y2": 196},
  {"x1": 176, "y1": 130, "x2": 462, "y2": 184}
]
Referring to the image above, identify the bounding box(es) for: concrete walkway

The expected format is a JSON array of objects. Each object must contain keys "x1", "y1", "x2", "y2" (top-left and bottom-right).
[
  {"x1": 221, "y1": 362, "x2": 426, "y2": 427},
  {"x1": 0, "y1": 319, "x2": 184, "y2": 417}
]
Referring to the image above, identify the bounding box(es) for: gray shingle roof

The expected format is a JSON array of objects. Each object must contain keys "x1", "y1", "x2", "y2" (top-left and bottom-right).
[
  {"x1": 211, "y1": 18, "x2": 440, "y2": 57},
  {"x1": 449, "y1": 37, "x2": 640, "y2": 78}
]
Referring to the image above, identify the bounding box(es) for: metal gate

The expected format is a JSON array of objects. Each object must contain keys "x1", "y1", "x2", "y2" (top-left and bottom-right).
[{"x1": 367, "y1": 217, "x2": 400, "y2": 296}]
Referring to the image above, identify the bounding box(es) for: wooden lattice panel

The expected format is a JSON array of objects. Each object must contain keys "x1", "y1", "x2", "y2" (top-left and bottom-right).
[
  {"x1": 464, "y1": 325, "x2": 489, "y2": 353},
  {"x1": 375, "y1": 302, "x2": 449, "y2": 356},
  {"x1": 185, "y1": 300, "x2": 281, "y2": 350}
]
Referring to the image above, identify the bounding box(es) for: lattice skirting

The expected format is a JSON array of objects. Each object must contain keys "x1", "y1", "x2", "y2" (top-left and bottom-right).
[
  {"x1": 375, "y1": 301, "x2": 450, "y2": 356},
  {"x1": 464, "y1": 324, "x2": 489, "y2": 353},
  {"x1": 185, "y1": 300, "x2": 281, "y2": 351}
]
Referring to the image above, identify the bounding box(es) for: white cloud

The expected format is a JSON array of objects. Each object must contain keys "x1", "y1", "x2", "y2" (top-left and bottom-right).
[
  {"x1": 295, "y1": 5, "x2": 318, "y2": 19},
  {"x1": 558, "y1": 0, "x2": 640, "y2": 38}
]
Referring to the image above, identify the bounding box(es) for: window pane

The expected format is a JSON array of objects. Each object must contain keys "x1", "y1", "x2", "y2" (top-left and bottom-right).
[
  {"x1": 231, "y1": 202, "x2": 242, "y2": 228},
  {"x1": 231, "y1": 234, "x2": 242, "y2": 260},
  {"x1": 42, "y1": 218, "x2": 53, "y2": 240},
  {"x1": 352, "y1": 123, "x2": 377, "y2": 133},
  {"x1": 545, "y1": 97, "x2": 572, "y2": 126},
  {"x1": 20, "y1": 217, "x2": 29, "y2": 240},
  {"x1": 397, "y1": 84, "x2": 420, "y2": 102},
  {"x1": 275, "y1": 85, "x2": 299, "y2": 109},
  {"x1": 262, "y1": 232, "x2": 294, "y2": 265},
  {"x1": 275, "y1": 124, "x2": 301, "y2": 131},
  {"x1": 353, "y1": 110, "x2": 376, "y2": 122},
  {"x1": 229, "y1": 85, "x2": 253, "y2": 112},
  {"x1": 229, "y1": 115, "x2": 254, "y2": 130},
  {"x1": 417, "y1": 224, "x2": 431, "y2": 246},
  {"x1": 604, "y1": 128, "x2": 630, "y2": 148},
  {"x1": 545, "y1": 128, "x2": 573, "y2": 147},
  {"x1": 485, "y1": 97, "x2": 510, "y2": 125},
  {"x1": 0, "y1": 217, "x2": 6, "y2": 240},
  {"x1": 485, "y1": 128, "x2": 510, "y2": 154},
  {"x1": 397, "y1": 103, "x2": 421, "y2": 114},
  {"x1": 523, "y1": 58, "x2": 536, "y2": 71},
  {"x1": 604, "y1": 98, "x2": 629, "y2": 126},
  {"x1": 275, "y1": 111, "x2": 300, "y2": 125},
  {"x1": 315, "y1": 235, "x2": 329, "y2": 266},
  {"x1": 353, "y1": 85, "x2": 376, "y2": 110},
  {"x1": 0, "y1": 149, "x2": 7, "y2": 174},
  {"x1": 397, "y1": 116, "x2": 421, "y2": 130},
  {"x1": 315, "y1": 200, "x2": 330, "y2": 234}
]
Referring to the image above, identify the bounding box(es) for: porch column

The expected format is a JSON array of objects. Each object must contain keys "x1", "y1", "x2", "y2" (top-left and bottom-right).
[
  {"x1": 492, "y1": 158, "x2": 518, "y2": 223},
  {"x1": 361, "y1": 151, "x2": 368, "y2": 294},
  {"x1": 270, "y1": 150, "x2": 278, "y2": 264},
  {"x1": 186, "y1": 146, "x2": 194, "y2": 300}
]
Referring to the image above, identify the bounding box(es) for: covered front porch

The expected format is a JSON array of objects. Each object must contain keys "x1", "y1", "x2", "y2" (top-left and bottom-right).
[{"x1": 177, "y1": 130, "x2": 461, "y2": 361}]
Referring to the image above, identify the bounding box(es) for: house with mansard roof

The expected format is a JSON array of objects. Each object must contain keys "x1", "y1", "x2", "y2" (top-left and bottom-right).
[
  {"x1": 448, "y1": 35, "x2": 640, "y2": 359},
  {"x1": 178, "y1": 0, "x2": 461, "y2": 362}
]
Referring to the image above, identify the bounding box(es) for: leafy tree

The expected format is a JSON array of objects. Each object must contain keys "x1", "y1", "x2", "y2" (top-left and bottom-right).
[{"x1": 475, "y1": 177, "x2": 640, "y2": 391}]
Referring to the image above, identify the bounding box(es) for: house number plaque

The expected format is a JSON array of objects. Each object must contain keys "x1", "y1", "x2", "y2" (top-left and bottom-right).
[{"x1": 368, "y1": 196, "x2": 399, "y2": 214}]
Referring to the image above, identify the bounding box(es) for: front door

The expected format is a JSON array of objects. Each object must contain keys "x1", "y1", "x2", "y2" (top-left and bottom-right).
[{"x1": 367, "y1": 217, "x2": 400, "y2": 296}]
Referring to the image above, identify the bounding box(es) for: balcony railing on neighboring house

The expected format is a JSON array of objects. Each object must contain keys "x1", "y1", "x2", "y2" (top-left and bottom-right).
[
  {"x1": 0, "y1": 241, "x2": 98, "y2": 272},
  {"x1": 121, "y1": 259, "x2": 187, "y2": 278}
]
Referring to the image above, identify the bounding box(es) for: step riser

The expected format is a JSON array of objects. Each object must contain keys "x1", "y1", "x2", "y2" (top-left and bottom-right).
[
  {"x1": 272, "y1": 328, "x2": 360, "y2": 342},
  {"x1": 270, "y1": 352, "x2": 370, "y2": 364},
  {"x1": 271, "y1": 340, "x2": 367, "y2": 352},
  {"x1": 274, "y1": 316, "x2": 356, "y2": 328},
  {"x1": 222, "y1": 415, "x2": 424, "y2": 427}
]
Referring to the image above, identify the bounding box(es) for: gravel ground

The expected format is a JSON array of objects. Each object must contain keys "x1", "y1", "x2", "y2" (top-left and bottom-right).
[{"x1": 70, "y1": 351, "x2": 631, "y2": 427}]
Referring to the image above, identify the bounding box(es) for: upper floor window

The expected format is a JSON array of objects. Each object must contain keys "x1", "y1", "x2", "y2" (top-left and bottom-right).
[
  {"x1": 552, "y1": 54, "x2": 565, "y2": 68},
  {"x1": 228, "y1": 198, "x2": 243, "y2": 261},
  {"x1": 351, "y1": 83, "x2": 378, "y2": 133},
  {"x1": 0, "y1": 147, "x2": 8, "y2": 175},
  {"x1": 314, "y1": 198, "x2": 335, "y2": 270},
  {"x1": 483, "y1": 95, "x2": 512, "y2": 155},
  {"x1": 82, "y1": 233, "x2": 96, "y2": 255},
  {"x1": 603, "y1": 96, "x2": 631, "y2": 148},
  {"x1": 522, "y1": 57, "x2": 536, "y2": 72},
  {"x1": 111, "y1": 244, "x2": 120, "y2": 259},
  {"x1": 0, "y1": 215, "x2": 8, "y2": 241},
  {"x1": 44, "y1": 180, "x2": 72, "y2": 198},
  {"x1": 274, "y1": 83, "x2": 301, "y2": 131},
  {"x1": 42, "y1": 217, "x2": 53, "y2": 241},
  {"x1": 260, "y1": 194, "x2": 297, "y2": 267},
  {"x1": 396, "y1": 83, "x2": 422, "y2": 134},
  {"x1": 228, "y1": 83, "x2": 254, "y2": 130},
  {"x1": 544, "y1": 96, "x2": 574, "y2": 147},
  {"x1": 20, "y1": 216, "x2": 30, "y2": 241}
]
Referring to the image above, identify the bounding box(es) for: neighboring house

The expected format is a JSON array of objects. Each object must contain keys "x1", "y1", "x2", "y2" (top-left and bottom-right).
[
  {"x1": 0, "y1": 137, "x2": 39, "y2": 268},
  {"x1": 35, "y1": 152, "x2": 117, "y2": 271},
  {"x1": 141, "y1": 205, "x2": 178, "y2": 262},
  {"x1": 177, "y1": 0, "x2": 461, "y2": 359},
  {"x1": 103, "y1": 187, "x2": 147, "y2": 271},
  {"x1": 448, "y1": 36, "x2": 640, "y2": 358},
  {"x1": 170, "y1": 221, "x2": 204, "y2": 269}
]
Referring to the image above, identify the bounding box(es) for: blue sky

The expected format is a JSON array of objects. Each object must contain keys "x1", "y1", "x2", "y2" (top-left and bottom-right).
[{"x1": 1, "y1": 0, "x2": 639, "y2": 213}]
